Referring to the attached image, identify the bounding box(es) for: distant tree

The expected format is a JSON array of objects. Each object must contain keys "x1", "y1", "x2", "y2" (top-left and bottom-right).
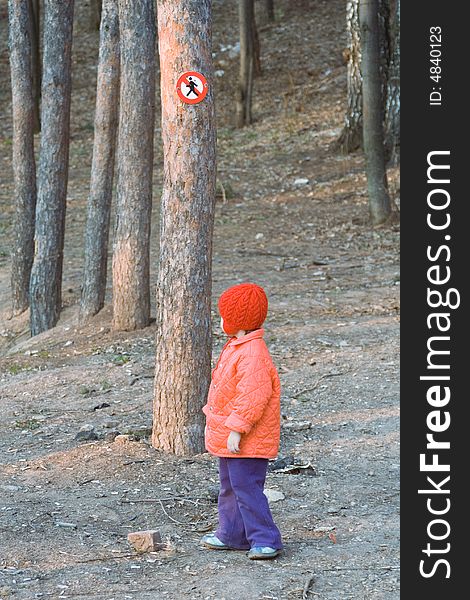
[
  {"x1": 338, "y1": 0, "x2": 398, "y2": 161},
  {"x1": 28, "y1": 0, "x2": 41, "y2": 132},
  {"x1": 112, "y1": 0, "x2": 155, "y2": 331},
  {"x1": 384, "y1": 0, "x2": 400, "y2": 165},
  {"x1": 90, "y1": 0, "x2": 103, "y2": 31},
  {"x1": 236, "y1": 0, "x2": 255, "y2": 127},
  {"x1": 337, "y1": 0, "x2": 362, "y2": 152},
  {"x1": 8, "y1": 0, "x2": 37, "y2": 316},
  {"x1": 80, "y1": 0, "x2": 120, "y2": 322},
  {"x1": 153, "y1": 0, "x2": 216, "y2": 455},
  {"x1": 253, "y1": 11, "x2": 261, "y2": 76},
  {"x1": 29, "y1": 1, "x2": 74, "y2": 335},
  {"x1": 262, "y1": 0, "x2": 274, "y2": 23},
  {"x1": 360, "y1": 0, "x2": 392, "y2": 225}
]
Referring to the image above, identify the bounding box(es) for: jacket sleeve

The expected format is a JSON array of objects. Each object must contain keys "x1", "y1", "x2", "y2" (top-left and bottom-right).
[{"x1": 224, "y1": 354, "x2": 273, "y2": 434}]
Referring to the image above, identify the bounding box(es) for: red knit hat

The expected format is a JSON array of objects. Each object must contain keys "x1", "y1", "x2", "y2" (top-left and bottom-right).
[{"x1": 218, "y1": 283, "x2": 268, "y2": 335}]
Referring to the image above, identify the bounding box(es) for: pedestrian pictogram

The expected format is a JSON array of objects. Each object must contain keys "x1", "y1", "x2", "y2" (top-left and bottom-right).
[{"x1": 176, "y1": 71, "x2": 208, "y2": 105}]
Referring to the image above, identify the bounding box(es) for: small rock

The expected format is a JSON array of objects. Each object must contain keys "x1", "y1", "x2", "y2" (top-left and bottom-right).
[
  {"x1": 103, "y1": 420, "x2": 120, "y2": 429},
  {"x1": 56, "y1": 521, "x2": 78, "y2": 529},
  {"x1": 264, "y1": 489, "x2": 285, "y2": 503},
  {"x1": 127, "y1": 530, "x2": 165, "y2": 553},
  {"x1": 75, "y1": 425, "x2": 98, "y2": 442},
  {"x1": 294, "y1": 177, "x2": 310, "y2": 187},
  {"x1": 0, "y1": 484, "x2": 21, "y2": 492},
  {"x1": 104, "y1": 430, "x2": 121, "y2": 442},
  {"x1": 214, "y1": 69, "x2": 225, "y2": 77},
  {"x1": 114, "y1": 434, "x2": 134, "y2": 444},
  {"x1": 255, "y1": 232, "x2": 264, "y2": 240}
]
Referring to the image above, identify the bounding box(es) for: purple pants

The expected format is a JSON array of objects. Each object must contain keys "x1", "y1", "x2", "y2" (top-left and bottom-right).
[{"x1": 215, "y1": 457, "x2": 283, "y2": 550}]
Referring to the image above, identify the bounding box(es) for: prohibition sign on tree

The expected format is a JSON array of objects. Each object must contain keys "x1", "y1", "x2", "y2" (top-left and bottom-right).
[{"x1": 176, "y1": 71, "x2": 209, "y2": 104}]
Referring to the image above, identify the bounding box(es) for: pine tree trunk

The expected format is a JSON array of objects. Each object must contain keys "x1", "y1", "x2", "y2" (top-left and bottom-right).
[
  {"x1": 8, "y1": 0, "x2": 37, "y2": 316},
  {"x1": 360, "y1": 0, "x2": 391, "y2": 225},
  {"x1": 112, "y1": 0, "x2": 155, "y2": 331},
  {"x1": 236, "y1": 0, "x2": 255, "y2": 127},
  {"x1": 153, "y1": 0, "x2": 216, "y2": 456},
  {"x1": 29, "y1": 0, "x2": 74, "y2": 336},
  {"x1": 338, "y1": 0, "x2": 362, "y2": 152},
  {"x1": 384, "y1": 0, "x2": 399, "y2": 165},
  {"x1": 90, "y1": 0, "x2": 102, "y2": 31},
  {"x1": 338, "y1": 0, "x2": 391, "y2": 153},
  {"x1": 28, "y1": 0, "x2": 41, "y2": 133},
  {"x1": 253, "y1": 12, "x2": 261, "y2": 76},
  {"x1": 80, "y1": 0, "x2": 120, "y2": 322},
  {"x1": 262, "y1": 0, "x2": 274, "y2": 23}
]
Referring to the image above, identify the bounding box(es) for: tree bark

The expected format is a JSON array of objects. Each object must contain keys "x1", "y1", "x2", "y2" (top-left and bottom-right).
[
  {"x1": 262, "y1": 0, "x2": 274, "y2": 23},
  {"x1": 28, "y1": 0, "x2": 41, "y2": 133},
  {"x1": 253, "y1": 12, "x2": 261, "y2": 76},
  {"x1": 337, "y1": 0, "x2": 392, "y2": 154},
  {"x1": 384, "y1": 0, "x2": 399, "y2": 165},
  {"x1": 112, "y1": 0, "x2": 155, "y2": 331},
  {"x1": 90, "y1": 0, "x2": 103, "y2": 31},
  {"x1": 153, "y1": 0, "x2": 216, "y2": 456},
  {"x1": 80, "y1": 0, "x2": 120, "y2": 322},
  {"x1": 236, "y1": 0, "x2": 255, "y2": 127},
  {"x1": 8, "y1": 0, "x2": 37, "y2": 316},
  {"x1": 29, "y1": 0, "x2": 74, "y2": 336},
  {"x1": 360, "y1": 0, "x2": 391, "y2": 225},
  {"x1": 337, "y1": 0, "x2": 362, "y2": 152}
]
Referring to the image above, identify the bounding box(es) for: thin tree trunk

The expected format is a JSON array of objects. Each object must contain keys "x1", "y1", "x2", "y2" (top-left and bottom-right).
[
  {"x1": 153, "y1": 0, "x2": 216, "y2": 456},
  {"x1": 112, "y1": 0, "x2": 155, "y2": 331},
  {"x1": 253, "y1": 11, "x2": 261, "y2": 76},
  {"x1": 360, "y1": 0, "x2": 391, "y2": 225},
  {"x1": 8, "y1": 0, "x2": 37, "y2": 316},
  {"x1": 29, "y1": 0, "x2": 74, "y2": 336},
  {"x1": 90, "y1": 0, "x2": 102, "y2": 31},
  {"x1": 262, "y1": 0, "x2": 274, "y2": 23},
  {"x1": 384, "y1": 0, "x2": 399, "y2": 165},
  {"x1": 80, "y1": 0, "x2": 120, "y2": 322},
  {"x1": 337, "y1": 0, "x2": 362, "y2": 152},
  {"x1": 337, "y1": 0, "x2": 391, "y2": 153},
  {"x1": 236, "y1": 0, "x2": 254, "y2": 127},
  {"x1": 28, "y1": 0, "x2": 41, "y2": 133}
]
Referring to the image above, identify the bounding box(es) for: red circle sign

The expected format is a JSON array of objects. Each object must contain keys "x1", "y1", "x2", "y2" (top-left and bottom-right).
[{"x1": 176, "y1": 71, "x2": 208, "y2": 105}]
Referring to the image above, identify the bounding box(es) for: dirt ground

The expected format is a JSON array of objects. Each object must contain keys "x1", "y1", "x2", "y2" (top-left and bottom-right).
[{"x1": 0, "y1": 1, "x2": 400, "y2": 598}]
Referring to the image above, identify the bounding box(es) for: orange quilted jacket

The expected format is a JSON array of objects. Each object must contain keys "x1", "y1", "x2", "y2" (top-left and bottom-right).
[{"x1": 202, "y1": 329, "x2": 281, "y2": 459}]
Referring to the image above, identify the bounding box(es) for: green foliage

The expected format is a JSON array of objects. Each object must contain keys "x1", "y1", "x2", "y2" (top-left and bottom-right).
[
  {"x1": 15, "y1": 418, "x2": 40, "y2": 430},
  {"x1": 112, "y1": 353, "x2": 130, "y2": 365},
  {"x1": 8, "y1": 364, "x2": 26, "y2": 375},
  {"x1": 100, "y1": 379, "x2": 112, "y2": 390}
]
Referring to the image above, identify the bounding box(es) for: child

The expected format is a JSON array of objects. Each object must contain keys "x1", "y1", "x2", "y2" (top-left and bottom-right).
[{"x1": 201, "y1": 282, "x2": 283, "y2": 560}]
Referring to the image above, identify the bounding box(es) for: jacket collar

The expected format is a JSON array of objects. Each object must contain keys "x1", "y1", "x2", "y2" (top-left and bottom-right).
[{"x1": 229, "y1": 328, "x2": 265, "y2": 346}]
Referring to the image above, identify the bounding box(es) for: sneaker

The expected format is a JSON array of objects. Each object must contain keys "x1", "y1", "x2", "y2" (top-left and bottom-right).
[
  {"x1": 247, "y1": 546, "x2": 281, "y2": 560},
  {"x1": 200, "y1": 533, "x2": 235, "y2": 551}
]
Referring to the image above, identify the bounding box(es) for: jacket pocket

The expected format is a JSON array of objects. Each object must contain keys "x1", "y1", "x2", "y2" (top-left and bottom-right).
[{"x1": 207, "y1": 411, "x2": 230, "y2": 431}]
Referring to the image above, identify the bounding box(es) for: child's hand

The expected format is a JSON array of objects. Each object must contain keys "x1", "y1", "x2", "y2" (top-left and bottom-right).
[{"x1": 227, "y1": 430, "x2": 241, "y2": 453}]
